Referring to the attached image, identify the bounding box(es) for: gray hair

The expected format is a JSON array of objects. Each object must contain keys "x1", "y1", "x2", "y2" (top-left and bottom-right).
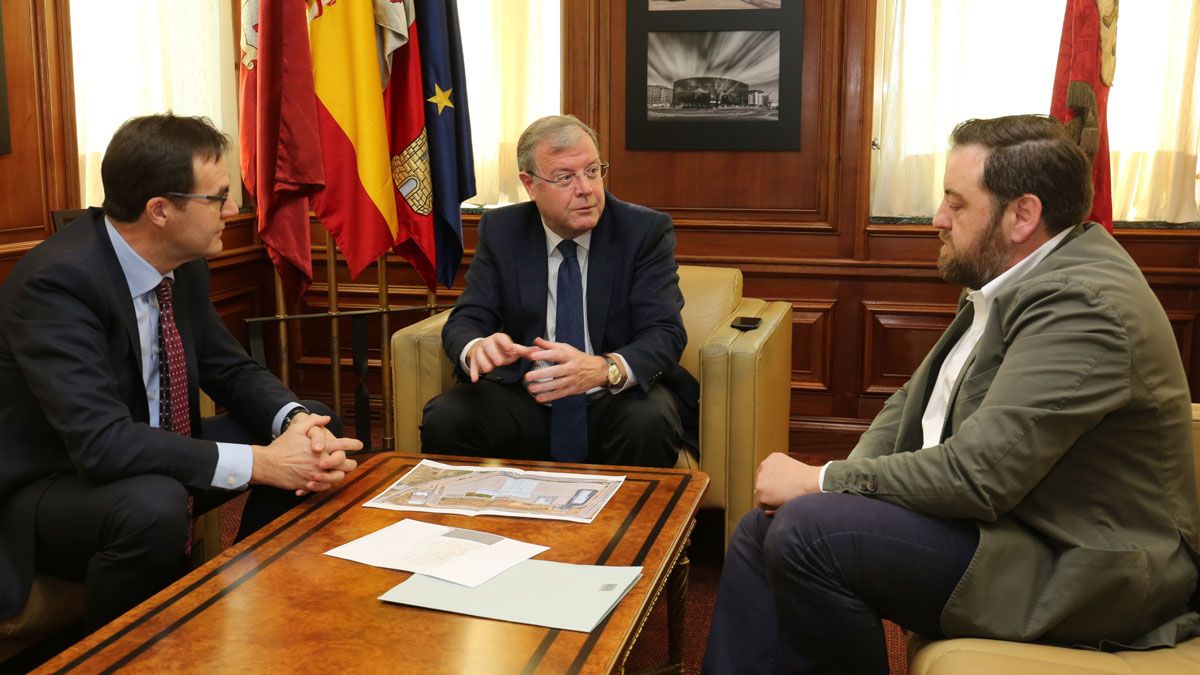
[{"x1": 516, "y1": 115, "x2": 600, "y2": 174}]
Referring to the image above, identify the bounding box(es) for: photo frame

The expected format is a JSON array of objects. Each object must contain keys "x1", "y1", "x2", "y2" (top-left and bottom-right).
[
  {"x1": 0, "y1": 9, "x2": 10, "y2": 155},
  {"x1": 626, "y1": 0, "x2": 802, "y2": 151}
]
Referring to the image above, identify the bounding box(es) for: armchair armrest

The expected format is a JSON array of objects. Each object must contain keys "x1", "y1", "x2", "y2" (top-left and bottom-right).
[
  {"x1": 391, "y1": 311, "x2": 454, "y2": 452},
  {"x1": 697, "y1": 298, "x2": 793, "y2": 545}
]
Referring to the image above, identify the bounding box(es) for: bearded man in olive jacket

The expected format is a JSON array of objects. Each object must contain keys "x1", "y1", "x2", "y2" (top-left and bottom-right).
[{"x1": 703, "y1": 115, "x2": 1200, "y2": 674}]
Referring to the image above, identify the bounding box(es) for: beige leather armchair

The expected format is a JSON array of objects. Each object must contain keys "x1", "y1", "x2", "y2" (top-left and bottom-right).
[
  {"x1": 391, "y1": 264, "x2": 793, "y2": 543},
  {"x1": 907, "y1": 403, "x2": 1200, "y2": 674}
]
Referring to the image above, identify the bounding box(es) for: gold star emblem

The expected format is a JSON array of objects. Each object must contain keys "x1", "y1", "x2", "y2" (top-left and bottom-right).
[{"x1": 426, "y1": 84, "x2": 454, "y2": 114}]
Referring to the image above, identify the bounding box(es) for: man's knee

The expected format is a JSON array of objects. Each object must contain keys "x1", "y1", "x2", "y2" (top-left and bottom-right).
[
  {"x1": 617, "y1": 389, "x2": 682, "y2": 437},
  {"x1": 593, "y1": 387, "x2": 682, "y2": 466},
  {"x1": 728, "y1": 507, "x2": 772, "y2": 557},
  {"x1": 762, "y1": 493, "x2": 874, "y2": 572},
  {"x1": 420, "y1": 386, "x2": 478, "y2": 444},
  {"x1": 105, "y1": 475, "x2": 190, "y2": 562},
  {"x1": 417, "y1": 384, "x2": 492, "y2": 441}
]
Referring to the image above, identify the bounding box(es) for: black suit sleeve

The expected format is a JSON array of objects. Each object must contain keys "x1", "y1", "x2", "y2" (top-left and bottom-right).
[
  {"x1": 441, "y1": 214, "x2": 507, "y2": 380},
  {"x1": 4, "y1": 265, "x2": 218, "y2": 489},
  {"x1": 614, "y1": 211, "x2": 687, "y2": 391}
]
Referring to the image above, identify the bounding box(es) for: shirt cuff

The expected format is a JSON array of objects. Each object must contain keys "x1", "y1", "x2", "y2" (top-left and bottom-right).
[
  {"x1": 212, "y1": 442, "x2": 252, "y2": 490},
  {"x1": 609, "y1": 353, "x2": 638, "y2": 393},
  {"x1": 460, "y1": 338, "x2": 484, "y2": 373},
  {"x1": 817, "y1": 461, "x2": 832, "y2": 493},
  {"x1": 272, "y1": 402, "x2": 306, "y2": 438}
]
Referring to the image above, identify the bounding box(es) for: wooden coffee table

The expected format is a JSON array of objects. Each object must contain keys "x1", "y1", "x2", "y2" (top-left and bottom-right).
[{"x1": 38, "y1": 453, "x2": 708, "y2": 674}]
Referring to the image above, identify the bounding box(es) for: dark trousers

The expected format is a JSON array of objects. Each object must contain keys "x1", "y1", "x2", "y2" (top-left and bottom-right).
[
  {"x1": 419, "y1": 379, "x2": 682, "y2": 467},
  {"x1": 702, "y1": 493, "x2": 979, "y2": 674},
  {"x1": 33, "y1": 400, "x2": 336, "y2": 631}
]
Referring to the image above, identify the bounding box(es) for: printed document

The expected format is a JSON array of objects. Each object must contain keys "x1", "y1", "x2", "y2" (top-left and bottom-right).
[
  {"x1": 380, "y1": 559, "x2": 643, "y2": 632},
  {"x1": 363, "y1": 459, "x2": 624, "y2": 523},
  {"x1": 324, "y1": 518, "x2": 546, "y2": 587}
]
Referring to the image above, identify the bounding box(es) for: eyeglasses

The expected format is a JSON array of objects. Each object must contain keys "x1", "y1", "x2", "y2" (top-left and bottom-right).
[
  {"x1": 166, "y1": 191, "x2": 231, "y2": 207},
  {"x1": 528, "y1": 163, "x2": 609, "y2": 189}
]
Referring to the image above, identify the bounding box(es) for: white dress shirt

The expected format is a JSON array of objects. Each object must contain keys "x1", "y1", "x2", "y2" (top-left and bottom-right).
[
  {"x1": 818, "y1": 227, "x2": 1072, "y2": 490},
  {"x1": 918, "y1": 227, "x2": 1071, "y2": 448}
]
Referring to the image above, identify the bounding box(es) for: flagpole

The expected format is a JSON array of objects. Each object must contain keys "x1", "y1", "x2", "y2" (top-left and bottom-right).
[
  {"x1": 273, "y1": 271, "x2": 289, "y2": 388},
  {"x1": 378, "y1": 254, "x2": 394, "y2": 451},
  {"x1": 326, "y1": 232, "x2": 342, "y2": 420}
]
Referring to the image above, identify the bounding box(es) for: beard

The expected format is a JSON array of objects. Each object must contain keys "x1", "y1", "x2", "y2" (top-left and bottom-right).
[{"x1": 937, "y1": 207, "x2": 1010, "y2": 289}]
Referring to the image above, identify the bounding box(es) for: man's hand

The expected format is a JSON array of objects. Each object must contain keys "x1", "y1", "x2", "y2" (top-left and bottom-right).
[
  {"x1": 293, "y1": 412, "x2": 362, "y2": 495},
  {"x1": 467, "y1": 332, "x2": 534, "y2": 382},
  {"x1": 755, "y1": 452, "x2": 822, "y2": 512},
  {"x1": 522, "y1": 337, "x2": 607, "y2": 403},
  {"x1": 250, "y1": 413, "x2": 362, "y2": 495}
]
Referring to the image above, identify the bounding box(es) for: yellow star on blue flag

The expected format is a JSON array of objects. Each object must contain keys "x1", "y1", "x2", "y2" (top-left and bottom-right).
[{"x1": 426, "y1": 84, "x2": 454, "y2": 114}]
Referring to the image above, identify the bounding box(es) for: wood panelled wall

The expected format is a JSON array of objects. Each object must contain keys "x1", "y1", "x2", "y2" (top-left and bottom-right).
[
  {"x1": 293, "y1": 0, "x2": 1200, "y2": 460},
  {"x1": 0, "y1": 1, "x2": 274, "y2": 361},
  {"x1": 291, "y1": 0, "x2": 1200, "y2": 456},
  {"x1": 5, "y1": 0, "x2": 1199, "y2": 462},
  {"x1": 0, "y1": 0, "x2": 76, "y2": 277},
  {"x1": 550, "y1": 0, "x2": 1200, "y2": 464}
]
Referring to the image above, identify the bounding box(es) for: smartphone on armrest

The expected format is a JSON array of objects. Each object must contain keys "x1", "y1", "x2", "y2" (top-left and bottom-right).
[{"x1": 730, "y1": 316, "x2": 762, "y2": 331}]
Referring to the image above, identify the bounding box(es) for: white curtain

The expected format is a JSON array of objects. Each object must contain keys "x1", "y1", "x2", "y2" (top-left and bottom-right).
[
  {"x1": 456, "y1": 0, "x2": 561, "y2": 205},
  {"x1": 1107, "y1": 1, "x2": 1200, "y2": 222},
  {"x1": 871, "y1": 0, "x2": 1200, "y2": 223},
  {"x1": 69, "y1": 0, "x2": 240, "y2": 209}
]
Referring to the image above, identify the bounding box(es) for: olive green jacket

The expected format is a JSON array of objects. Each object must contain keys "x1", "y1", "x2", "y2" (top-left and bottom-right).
[{"x1": 825, "y1": 223, "x2": 1200, "y2": 648}]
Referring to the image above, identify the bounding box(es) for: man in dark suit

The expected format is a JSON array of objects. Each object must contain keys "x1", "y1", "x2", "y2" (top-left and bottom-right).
[
  {"x1": 704, "y1": 115, "x2": 1200, "y2": 673},
  {"x1": 420, "y1": 115, "x2": 697, "y2": 467},
  {"x1": 0, "y1": 114, "x2": 361, "y2": 630}
]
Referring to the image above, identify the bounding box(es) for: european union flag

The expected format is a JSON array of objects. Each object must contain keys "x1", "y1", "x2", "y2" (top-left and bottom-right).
[{"x1": 417, "y1": 0, "x2": 476, "y2": 288}]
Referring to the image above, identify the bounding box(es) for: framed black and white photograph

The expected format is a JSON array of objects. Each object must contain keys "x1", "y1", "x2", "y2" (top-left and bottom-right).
[
  {"x1": 627, "y1": 0, "x2": 801, "y2": 151},
  {"x1": 649, "y1": 0, "x2": 782, "y2": 11},
  {"x1": 647, "y1": 31, "x2": 780, "y2": 123}
]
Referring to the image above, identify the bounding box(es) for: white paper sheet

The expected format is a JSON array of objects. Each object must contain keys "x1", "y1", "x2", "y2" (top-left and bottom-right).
[
  {"x1": 324, "y1": 518, "x2": 547, "y2": 587},
  {"x1": 380, "y1": 559, "x2": 643, "y2": 632}
]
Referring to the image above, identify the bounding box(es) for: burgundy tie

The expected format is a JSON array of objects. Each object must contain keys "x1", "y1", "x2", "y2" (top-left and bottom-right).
[{"x1": 155, "y1": 279, "x2": 191, "y2": 437}]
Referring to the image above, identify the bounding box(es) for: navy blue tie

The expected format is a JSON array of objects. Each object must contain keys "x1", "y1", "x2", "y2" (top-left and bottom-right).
[{"x1": 550, "y1": 239, "x2": 588, "y2": 462}]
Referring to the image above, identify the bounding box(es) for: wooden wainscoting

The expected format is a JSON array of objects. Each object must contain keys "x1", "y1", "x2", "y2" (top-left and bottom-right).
[{"x1": 279, "y1": 0, "x2": 1200, "y2": 465}]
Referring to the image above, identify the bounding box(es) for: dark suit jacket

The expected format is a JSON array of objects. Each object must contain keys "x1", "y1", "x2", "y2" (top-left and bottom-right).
[
  {"x1": 441, "y1": 193, "x2": 699, "y2": 445},
  {"x1": 825, "y1": 223, "x2": 1200, "y2": 648},
  {"x1": 0, "y1": 208, "x2": 296, "y2": 618}
]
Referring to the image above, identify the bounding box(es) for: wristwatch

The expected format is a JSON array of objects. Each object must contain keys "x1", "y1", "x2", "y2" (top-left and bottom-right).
[
  {"x1": 281, "y1": 405, "x2": 310, "y2": 432},
  {"x1": 603, "y1": 355, "x2": 624, "y2": 388}
]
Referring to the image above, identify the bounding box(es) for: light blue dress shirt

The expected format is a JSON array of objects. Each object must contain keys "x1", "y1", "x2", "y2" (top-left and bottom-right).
[{"x1": 105, "y1": 219, "x2": 299, "y2": 490}]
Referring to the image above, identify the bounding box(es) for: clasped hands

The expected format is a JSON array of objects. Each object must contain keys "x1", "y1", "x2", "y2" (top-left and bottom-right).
[
  {"x1": 252, "y1": 412, "x2": 362, "y2": 496},
  {"x1": 468, "y1": 332, "x2": 607, "y2": 403}
]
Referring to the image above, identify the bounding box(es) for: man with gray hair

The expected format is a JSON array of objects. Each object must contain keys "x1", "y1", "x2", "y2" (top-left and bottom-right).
[
  {"x1": 420, "y1": 114, "x2": 697, "y2": 467},
  {"x1": 704, "y1": 114, "x2": 1200, "y2": 673}
]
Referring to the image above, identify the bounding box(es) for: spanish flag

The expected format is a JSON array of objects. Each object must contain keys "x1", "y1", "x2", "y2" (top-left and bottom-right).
[{"x1": 308, "y1": 0, "x2": 399, "y2": 279}]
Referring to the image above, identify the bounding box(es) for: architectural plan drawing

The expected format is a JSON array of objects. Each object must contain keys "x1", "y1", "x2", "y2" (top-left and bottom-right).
[{"x1": 364, "y1": 460, "x2": 625, "y2": 523}]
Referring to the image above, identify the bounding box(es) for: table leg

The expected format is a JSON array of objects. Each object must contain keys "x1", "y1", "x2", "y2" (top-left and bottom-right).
[{"x1": 667, "y1": 539, "x2": 690, "y2": 670}]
